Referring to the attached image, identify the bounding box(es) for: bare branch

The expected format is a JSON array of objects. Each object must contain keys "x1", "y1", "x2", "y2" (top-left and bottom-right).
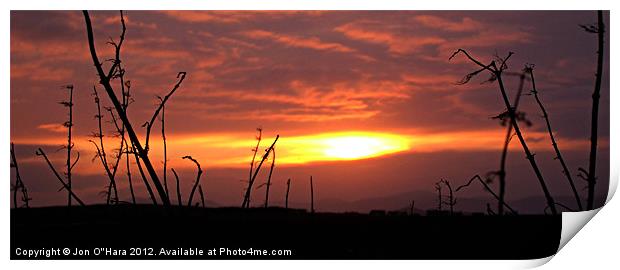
[
  {"x1": 242, "y1": 135, "x2": 280, "y2": 208},
  {"x1": 455, "y1": 175, "x2": 517, "y2": 215},
  {"x1": 36, "y1": 148, "x2": 85, "y2": 206},
  {"x1": 529, "y1": 65, "x2": 582, "y2": 210},
  {"x1": 144, "y1": 72, "x2": 187, "y2": 153},
  {"x1": 83, "y1": 10, "x2": 170, "y2": 205},
  {"x1": 171, "y1": 168, "x2": 182, "y2": 206},
  {"x1": 183, "y1": 155, "x2": 203, "y2": 207}
]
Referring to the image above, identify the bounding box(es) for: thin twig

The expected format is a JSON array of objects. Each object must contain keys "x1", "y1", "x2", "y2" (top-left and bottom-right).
[
  {"x1": 161, "y1": 102, "x2": 169, "y2": 198},
  {"x1": 242, "y1": 135, "x2": 280, "y2": 208},
  {"x1": 91, "y1": 87, "x2": 119, "y2": 204},
  {"x1": 451, "y1": 49, "x2": 557, "y2": 215},
  {"x1": 264, "y1": 148, "x2": 276, "y2": 208},
  {"x1": 528, "y1": 65, "x2": 583, "y2": 211},
  {"x1": 455, "y1": 174, "x2": 517, "y2": 215},
  {"x1": 285, "y1": 178, "x2": 291, "y2": 209},
  {"x1": 585, "y1": 11, "x2": 605, "y2": 210},
  {"x1": 310, "y1": 175, "x2": 314, "y2": 214},
  {"x1": 497, "y1": 71, "x2": 527, "y2": 215},
  {"x1": 199, "y1": 185, "x2": 205, "y2": 208},
  {"x1": 83, "y1": 10, "x2": 170, "y2": 205},
  {"x1": 10, "y1": 143, "x2": 30, "y2": 208},
  {"x1": 183, "y1": 156, "x2": 203, "y2": 207},
  {"x1": 36, "y1": 148, "x2": 85, "y2": 206},
  {"x1": 171, "y1": 168, "x2": 182, "y2": 206},
  {"x1": 143, "y1": 72, "x2": 187, "y2": 153}
]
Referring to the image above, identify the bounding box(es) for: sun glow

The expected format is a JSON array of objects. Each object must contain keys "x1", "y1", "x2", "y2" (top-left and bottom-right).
[
  {"x1": 322, "y1": 135, "x2": 408, "y2": 159},
  {"x1": 275, "y1": 132, "x2": 412, "y2": 164}
]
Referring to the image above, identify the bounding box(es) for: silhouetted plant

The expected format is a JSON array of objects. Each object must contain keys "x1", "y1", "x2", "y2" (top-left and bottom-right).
[
  {"x1": 439, "y1": 179, "x2": 456, "y2": 215},
  {"x1": 486, "y1": 203, "x2": 495, "y2": 216},
  {"x1": 310, "y1": 175, "x2": 315, "y2": 214},
  {"x1": 36, "y1": 148, "x2": 85, "y2": 206},
  {"x1": 183, "y1": 155, "x2": 203, "y2": 207},
  {"x1": 263, "y1": 148, "x2": 276, "y2": 208},
  {"x1": 89, "y1": 86, "x2": 119, "y2": 204},
  {"x1": 199, "y1": 185, "x2": 205, "y2": 208},
  {"x1": 434, "y1": 181, "x2": 443, "y2": 211},
  {"x1": 580, "y1": 11, "x2": 605, "y2": 210},
  {"x1": 83, "y1": 10, "x2": 175, "y2": 206},
  {"x1": 171, "y1": 168, "x2": 182, "y2": 206},
  {"x1": 58, "y1": 84, "x2": 79, "y2": 207},
  {"x1": 160, "y1": 101, "x2": 169, "y2": 198},
  {"x1": 450, "y1": 49, "x2": 558, "y2": 215},
  {"x1": 456, "y1": 174, "x2": 517, "y2": 215},
  {"x1": 242, "y1": 135, "x2": 280, "y2": 208},
  {"x1": 285, "y1": 178, "x2": 291, "y2": 209},
  {"x1": 527, "y1": 65, "x2": 583, "y2": 210},
  {"x1": 131, "y1": 142, "x2": 157, "y2": 205},
  {"x1": 125, "y1": 141, "x2": 136, "y2": 204},
  {"x1": 491, "y1": 71, "x2": 528, "y2": 215},
  {"x1": 108, "y1": 78, "x2": 138, "y2": 205},
  {"x1": 247, "y1": 128, "x2": 262, "y2": 190},
  {"x1": 10, "y1": 143, "x2": 30, "y2": 208},
  {"x1": 142, "y1": 72, "x2": 186, "y2": 154},
  {"x1": 410, "y1": 200, "x2": 415, "y2": 216}
]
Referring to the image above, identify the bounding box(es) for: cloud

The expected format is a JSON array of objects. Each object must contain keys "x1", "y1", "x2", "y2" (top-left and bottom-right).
[
  {"x1": 240, "y1": 29, "x2": 355, "y2": 53},
  {"x1": 196, "y1": 78, "x2": 413, "y2": 122},
  {"x1": 11, "y1": 61, "x2": 75, "y2": 81},
  {"x1": 160, "y1": 10, "x2": 327, "y2": 24},
  {"x1": 411, "y1": 15, "x2": 483, "y2": 32},
  {"x1": 335, "y1": 17, "x2": 532, "y2": 57},
  {"x1": 334, "y1": 21, "x2": 446, "y2": 55},
  {"x1": 37, "y1": 123, "x2": 67, "y2": 133},
  {"x1": 160, "y1": 11, "x2": 250, "y2": 24}
]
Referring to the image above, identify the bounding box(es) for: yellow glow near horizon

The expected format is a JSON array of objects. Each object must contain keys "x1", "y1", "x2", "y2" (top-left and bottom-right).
[
  {"x1": 322, "y1": 135, "x2": 408, "y2": 159},
  {"x1": 14, "y1": 129, "x2": 595, "y2": 173},
  {"x1": 276, "y1": 132, "x2": 412, "y2": 164}
]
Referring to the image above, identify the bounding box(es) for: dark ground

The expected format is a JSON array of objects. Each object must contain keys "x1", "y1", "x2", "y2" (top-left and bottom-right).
[{"x1": 11, "y1": 205, "x2": 561, "y2": 260}]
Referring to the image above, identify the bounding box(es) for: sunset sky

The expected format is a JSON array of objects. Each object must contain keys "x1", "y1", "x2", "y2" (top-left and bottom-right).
[{"x1": 10, "y1": 11, "x2": 610, "y2": 212}]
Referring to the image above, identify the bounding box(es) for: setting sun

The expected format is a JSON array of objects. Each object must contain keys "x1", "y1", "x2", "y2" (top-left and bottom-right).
[
  {"x1": 322, "y1": 135, "x2": 409, "y2": 159},
  {"x1": 276, "y1": 132, "x2": 412, "y2": 164}
]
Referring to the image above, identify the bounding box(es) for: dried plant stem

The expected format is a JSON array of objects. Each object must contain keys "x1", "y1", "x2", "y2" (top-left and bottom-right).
[
  {"x1": 451, "y1": 49, "x2": 557, "y2": 215},
  {"x1": 64, "y1": 85, "x2": 74, "y2": 207},
  {"x1": 199, "y1": 185, "x2": 205, "y2": 208},
  {"x1": 586, "y1": 11, "x2": 605, "y2": 210},
  {"x1": 497, "y1": 72, "x2": 526, "y2": 215},
  {"x1": 310, "y1": 176, "x2": 315, "y2": 214},
  {"x1": 242, "y1": 135, "x2": 279, "y2": 208},
  {"x1": 83, "y1": 10, "x2": 170, "y2": 205},
  {"x1": 247, "y1": 128, "x2": 262, "y2": 201},
  {"x1": 183, "y1": 156, "x2": 203, "y2": 207},
  {"x1": 410, "y1": 200, "x2": 415, "y2": 216},
  {"x1": 434, "y1": 181, "x2": 443, "y2": 211},
  {"x1": 529, "y1": 67, "x2": 583, "y2": 210},
  {"x1": 36, "y1": 148, "x2": 85, "y2": 206},
  {"x1": 285, "y1": 178, "x2": 291, "y2": 209},
  {"x1": 125, "y1": 141, "x2": 136, "y2": 204},
  {"x1": 264, "y1": 149, "x2": 276, "y2": 208},
  {"x1": 171, "y1": 168, "x2": 182, "y2": 206},
  {"x1": 144, "y1": 73, "x2": 186, "y2": 154},
  {"x1": 161, "y1": 104, "x2": 169, "y2": 198},
  {"x1": 131, "y1": 142, "x2": 157, "y2": 205},
  {"x1": 440, "y1": 179, "x2": 456, "y2": 215},
  {"x1": 90, "y1": 87, "x2": 119, "y2": 204},
  {"x1": 497, "y1": 70, "x2": 557, "y2": 214},
  {"x1": 456, "y1": 175, "x2": 517, "y2": 214},
  {"x1": 11, "y1": 143, "x2": 30, "y2": 208}
]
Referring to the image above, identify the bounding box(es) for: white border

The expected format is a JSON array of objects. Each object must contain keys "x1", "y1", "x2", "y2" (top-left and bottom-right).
[{"x1": 2, "y1": 1, "x2": 618, "y2": 269}]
